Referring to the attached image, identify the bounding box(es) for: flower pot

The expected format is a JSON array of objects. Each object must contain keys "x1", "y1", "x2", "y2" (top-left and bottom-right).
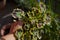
[{"x1": 0, "y1": 0, "x2": 6, "y2": 9}]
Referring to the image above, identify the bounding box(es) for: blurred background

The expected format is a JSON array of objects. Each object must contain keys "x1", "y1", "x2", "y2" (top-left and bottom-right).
[{"x1": 0, "y1": 0, "x2": 60, "y2": 19}]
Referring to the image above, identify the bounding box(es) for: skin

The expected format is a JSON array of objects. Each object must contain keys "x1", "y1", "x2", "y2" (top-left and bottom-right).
[
  {"x1": 0, "y1": 23, "x2": 11, "y2": 36},
  {"x1": 1, "y1": 34, "x2": 16, "y2": 40},
  {"x1": 0, "y1": 20, "x2": 23, "y2": 40}
]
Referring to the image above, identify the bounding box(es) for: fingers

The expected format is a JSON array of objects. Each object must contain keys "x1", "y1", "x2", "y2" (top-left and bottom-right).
[
  {"x1": 0, "y1": 24, "x2": 11, "y2": 36},
  {"x1": 0, "y1": 29, "x2": 5, "y2": 36},
  {"x1": 0, "y1": 25, "x2": 6, "y2": 36}
]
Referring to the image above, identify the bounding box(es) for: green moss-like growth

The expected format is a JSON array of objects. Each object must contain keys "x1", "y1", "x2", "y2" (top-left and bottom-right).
[{"x1": 12, "y1": 0, "x2": 60, "y2": 40}]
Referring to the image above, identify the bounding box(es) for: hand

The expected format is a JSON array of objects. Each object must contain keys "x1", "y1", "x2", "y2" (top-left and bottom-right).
[
  {"x1": 0, "y1": 23, "x2": 11, "y2": 36},
  {"x1": 1, "y1": 34, "x2": 16, "y2": 40}
]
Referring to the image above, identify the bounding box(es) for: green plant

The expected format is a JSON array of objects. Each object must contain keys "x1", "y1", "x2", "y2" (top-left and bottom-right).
[{"x1": 12, "y1": 1, "x2": 60, "y2": 40}]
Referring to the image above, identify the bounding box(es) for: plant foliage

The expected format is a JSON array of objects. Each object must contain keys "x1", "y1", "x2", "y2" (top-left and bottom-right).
[{"x1": 12, "y1": 0, "x2": 60, "y2": 40}]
